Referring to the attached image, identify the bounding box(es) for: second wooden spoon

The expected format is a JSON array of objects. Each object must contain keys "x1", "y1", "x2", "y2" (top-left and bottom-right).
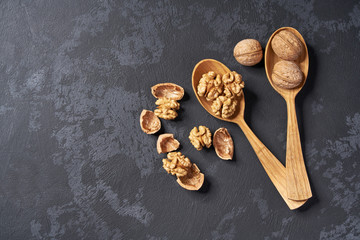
[{"x1": 265, "y1": 27, "x2": 312, "y2": 201}]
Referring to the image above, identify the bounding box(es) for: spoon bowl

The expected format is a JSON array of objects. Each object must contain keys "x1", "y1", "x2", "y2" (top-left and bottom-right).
[
  {"x1": 192, "y1": 59, "x2": 245, "y2": 122},
  {"x1": 265, "y1": 27, "x2": 312, "y2": 201},
  {"x1": 192, "y1": 59, "x2": 307, "y2": 209},
  {"x1": 265, "y1": 27, "x2": 309, "y2": 99}
]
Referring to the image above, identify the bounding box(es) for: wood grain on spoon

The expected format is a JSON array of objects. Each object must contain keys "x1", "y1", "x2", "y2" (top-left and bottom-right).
[
  {"x1": 192, "y1": 59, "x2": 307, "y2": 209},
  {"x1": 265, "y1": 27, "x2": 312, "y2": 201}
]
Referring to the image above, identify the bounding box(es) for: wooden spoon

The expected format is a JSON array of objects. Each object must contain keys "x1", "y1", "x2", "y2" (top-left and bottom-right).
[
  {"x1": 265, "y1": 27, "x2": 312, "y2": 201},
  {"x1": 192, "y1": 59, "x2": 307, "y2": 209}
]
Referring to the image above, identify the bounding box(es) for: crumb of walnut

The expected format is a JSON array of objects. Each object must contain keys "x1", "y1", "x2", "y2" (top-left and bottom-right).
[
  {"x1": 189, "y1": 126, "x2": 212, "y2": 150},
  {"x1": 162, "y1": 152, "x2": 192, "y2": 177}
]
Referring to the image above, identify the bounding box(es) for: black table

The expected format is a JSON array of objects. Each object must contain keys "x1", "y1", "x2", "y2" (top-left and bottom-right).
[{"x1": 1, "y1": 0, "x2": 359, "y2": 239}]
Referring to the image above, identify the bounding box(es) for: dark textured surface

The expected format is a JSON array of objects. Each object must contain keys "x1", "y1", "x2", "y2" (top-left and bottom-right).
[{"x1": 1, "y1": 0, "x2": 359, "y2": 239}]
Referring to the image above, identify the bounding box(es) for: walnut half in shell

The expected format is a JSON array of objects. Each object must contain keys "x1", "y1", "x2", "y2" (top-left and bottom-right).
[
  {"x1": 151, "y1": 83, "x2": 184, "y2": 100},
  {"x1": 162, "y1": 152, "x2": 204, "y2": 191},
  {"x1": 176, "y1": 163, "x2": 204, "y2": 191},
  {"x1": 156, "y1": 133, "x2": 180, "y2": 154},
  {"x1": 213, "y1": 128, "x2": 234, "y2": 160},
  {"x1": 140, "y1": 110, "x2": 161, "y2": 134}
]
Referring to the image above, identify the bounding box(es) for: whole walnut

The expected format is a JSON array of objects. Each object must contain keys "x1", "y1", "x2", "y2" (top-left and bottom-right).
[
  {"x1": 272, "y1": 60, "x2": 303, "y2": 89},
  {"x1": 271, "y1": 30, "x2": 303, "y2": 61},
  {"x1": 233, "y1": 39, "x2": 263, "y2": 66}
]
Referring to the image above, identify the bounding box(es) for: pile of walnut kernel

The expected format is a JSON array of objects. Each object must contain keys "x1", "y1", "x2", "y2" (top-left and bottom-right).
[{"x1": 198, "y1": 71, "x2": 244, "y2": 119}]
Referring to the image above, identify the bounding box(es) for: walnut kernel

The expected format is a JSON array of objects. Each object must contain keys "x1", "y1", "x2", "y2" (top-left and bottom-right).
[
  {"x1": 197, "y1": 72, "x2": 223, "y2": 101},
  {"x1": 155, "y1": 98, "x2": 180, "y2": 110},
  {"x1": 189, "y1": 126, "x2": 212, "y2": 150},
  {"x1": 222, "y1": 97, "x2": 238, "y2": 119},
  {"x1": 211, "y1": 96, "x2": 238, "y2": 119},
  {"x1": 154, "y1": 107, "x2": 178, "y2": 120},
  {"x1": 222, "y1": 71, "x2": 244, "y2": 98},
  {"x1": 162, "y1": 152, "x2": 191, "y2": 177},
  {"x1": 154, "y1": 98, "x2": 180, "y2": 120}
]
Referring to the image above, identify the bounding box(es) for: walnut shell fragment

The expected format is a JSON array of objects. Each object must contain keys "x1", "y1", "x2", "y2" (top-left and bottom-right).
[
  {"x1": 151, "y1": 83, "x2": 184, "y2": 100},
  {"x1": 213, "y1": 128, "x2": 234, "y2": 160},
  {"x1": 140, "y1": 110, "x2": 161, "y2": 134},
  {"x1": 157, "y1": 133, "x2": 180, "y2": 154},
  {"x1": 176, "y1": 164, "x2": 204, "y2": 191}
]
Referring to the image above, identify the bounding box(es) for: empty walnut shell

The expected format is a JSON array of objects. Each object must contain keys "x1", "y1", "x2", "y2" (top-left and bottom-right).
[
  {"x1": 176, "y1": 164, "x2": 204, "y2": 191},
  {"x1": 213, "y1": 128, "x2": 234, "y2": 160},
  {"x1": 140, "y1": 110, "x2": 161, "y2": 134},
  {"x1": 156, "y1": 133, "x2": 180, "y2": 154},
  {"x1": 151, "y1": 83, "x2": 184, "y2": 100}
]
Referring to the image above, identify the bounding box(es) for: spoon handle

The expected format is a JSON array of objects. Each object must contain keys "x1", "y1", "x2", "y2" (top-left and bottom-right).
[
  {"x1": 285, "y1": 97, "x2": 312, "y2": 200},
  {"x1": 237, "y1": 118, "x2": 307, "y2": 210}
]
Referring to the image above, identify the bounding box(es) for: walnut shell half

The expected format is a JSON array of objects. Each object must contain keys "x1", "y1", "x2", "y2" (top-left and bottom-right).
[
  {"x1": 140, "y1": 110, "x2": 161, "y2": 134},
  {"x1": 151, "y1": 83, "x2": 184, "y2": 100},
  {"x1": 156, "y1": 133, "x2": 180, "y2": 154},
  {"x1": 213, "y1": 128, "x2": 234, "y2": 160},
  {"x1": 176, "y1": 163, "x2": 204, "y2": 191}
]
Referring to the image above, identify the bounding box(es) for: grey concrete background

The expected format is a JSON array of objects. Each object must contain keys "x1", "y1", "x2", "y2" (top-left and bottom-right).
[{"x1": 0, "y1": 0, "x2": 359, "y2": 239}]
